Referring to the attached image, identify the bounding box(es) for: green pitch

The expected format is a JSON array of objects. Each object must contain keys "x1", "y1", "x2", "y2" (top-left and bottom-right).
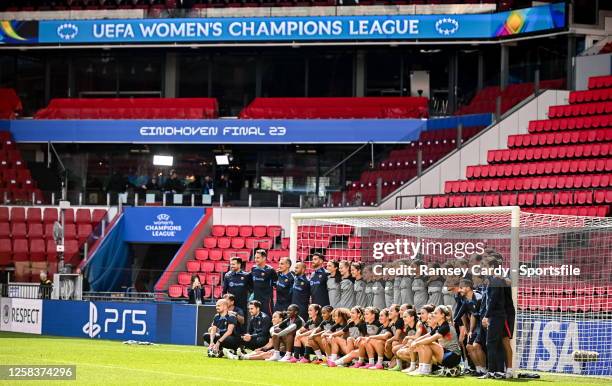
[{"x1": 0, "y1": 332, "x2": 608, "y2": 386}]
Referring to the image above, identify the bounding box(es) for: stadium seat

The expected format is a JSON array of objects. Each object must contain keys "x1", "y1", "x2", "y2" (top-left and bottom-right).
[
  {"x1": 203, "y1": 236, "x2": 217, "y2": 249},
  {"x1": 76, "y1": 209, "x2": 92, "y2": 224},
  {"x1": 177, "y1": 272, "x2": 191, "y2": 286},
  {"x1": 10, "y1": 207, "x2": 25, "y2": 222},
  {"x1": 168, "y1": 285, "x2": 183, "y2": 298},
  {"x1": 43, "y1": 208, "x2": 59, "y2": 224},
  {"x1": 77, "y1": 223, "x2": 93, "y2": 245},
  {"x1": 239, "y1": 225, "x2": 253, "y2": 237},
  {"x1": 211, "y1": 225, "x2": 225, "y2": 237},
  {"x1": 225, "y1": 225, "x2": 239, "y2": 237},
  {"x1": 194, "y1": 249, "x2": 209, "y2": 261},
  {"x1": 0, "y1": 238, "x2": 11, "y2": 265},
  {"x1": 63, "y1": 240, "x2": 79, "y2": 266},
  {"x1": 186, "y1": 260, "x2": 200, "y2": 273},
  {"x1": 11, "y1": 222, "x2": 27, "y2": 239}
]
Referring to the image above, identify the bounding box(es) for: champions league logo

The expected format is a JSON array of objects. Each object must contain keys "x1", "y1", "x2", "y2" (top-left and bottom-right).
[
  {"x1": 57, "y1": 23, "x2": 79, "y2": 40},
  {"x1": 435, "y1": 18, "x2": 459, "y2": 36},
  {"x1": 145, "y1": 213, "x2": 181, "y2": 237}
]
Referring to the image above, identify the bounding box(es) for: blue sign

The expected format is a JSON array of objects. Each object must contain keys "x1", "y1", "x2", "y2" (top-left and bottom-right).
[
  {"x1": 32, "y1": 3, "x2": 565, "y2": 44},
  {"x1": 123, "y1": 207, "x2": 206, "y2": 243},
  {"x1": 42, "y1": 300, "x2": 198, "y2": 344},
  {"x1": 42, "y1": 300, "x2": 157, "y2": 341},
  {"x1": 517, "y1": 315, "x2": 612, "y2": 376},
  {"x1": 6, "y1": 119, "x2": 424, "y2": 144}
]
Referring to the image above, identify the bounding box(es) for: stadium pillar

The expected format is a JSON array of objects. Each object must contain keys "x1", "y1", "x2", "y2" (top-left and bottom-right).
[
  {"x1": 355, "y1": 51, "x2": 366, "y2": 97},
  {"x1": 164, "y1": 53, "x2": 178, "y2": 98},
  {"x1": 500, "y1": 44, "x2": 509, "y2": 91},
  {"x1": 566, "y1": 35, "x2": 576, "y2": 90}
]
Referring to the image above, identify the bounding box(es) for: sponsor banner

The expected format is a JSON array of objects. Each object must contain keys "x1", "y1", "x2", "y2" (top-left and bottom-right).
[
  {"x1": 0, "y1": 21, "x2": 38, "y2": 44},
  {"x1": 42, "y1": 300, "x2": 197, "y2": 345},
  {"x1": 31, "y1": 3, "x2": 565, "y2": 45},
  {"x1": 123, "y1": 207, "x2": 205, "y2": 243},
  {"x1": 7, "y1": 119, "x2": 424, "y2": 144},
  {"x1": 517, "y1": 315, "x2": 612, "y2": 376},
  {"x1": 2, "y1": 298, "x2": 43, "y2": 334},
  {"x1": 0, "y1": 298, "x2": 11, "y2": 332}
]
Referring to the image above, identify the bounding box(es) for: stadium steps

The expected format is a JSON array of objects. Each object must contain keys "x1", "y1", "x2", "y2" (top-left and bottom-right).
[{"x1": 421, "y1": 75, "x2": 612, "y2": 217}]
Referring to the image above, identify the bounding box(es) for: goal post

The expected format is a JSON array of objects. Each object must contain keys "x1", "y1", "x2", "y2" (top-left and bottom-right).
[{"x1": 289, "y1": 206, "x2": 612, "y2": 376}]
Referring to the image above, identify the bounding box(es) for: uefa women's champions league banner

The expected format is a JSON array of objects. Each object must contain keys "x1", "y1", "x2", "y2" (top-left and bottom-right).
[{"x1": 0, "y1": 3, "x2": 565, "y2": 45}]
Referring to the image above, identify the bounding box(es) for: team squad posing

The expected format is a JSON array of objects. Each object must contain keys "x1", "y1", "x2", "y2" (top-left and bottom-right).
[{"x1": 201, "y1": 249, "x2": 515, "y2": 378}]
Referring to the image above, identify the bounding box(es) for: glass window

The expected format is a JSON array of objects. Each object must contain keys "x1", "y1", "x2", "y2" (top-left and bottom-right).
[
  {"x1": 366, "y1": 51, "x2": 401, "y2": 96},
  {"x1": 308, "y1": 53, "x2": 354, "y2": 97},
  {"x1": 211, "y1": 53, "x2": 256, "y2": 116},
  {"x1": 118, "y1": 54, "x2": 162, "y2": 95},
  {"x1": 48, "y1": 57, "x2": 69, "y2": 99},
  {"x1": 0, "y1": 55, "x2": 16, "y2": 88},
  {"x1": 261, "y1": 55, "x2": 305, "y2": 97},
  {"x1": 178, "y1": 54, "x2": 210, "y2": 97},
  {"x1": 75, "y1": 54, "x2": 118, "y2": 96},
  {"x1": 16, "y1": 54, "x2": 44, "y2": 116}
]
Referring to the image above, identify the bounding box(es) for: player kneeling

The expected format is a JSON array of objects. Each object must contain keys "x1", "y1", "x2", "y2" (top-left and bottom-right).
[
  {"x1": 203, "y1": 299, "x2": 240, "y2": 358},
  {"x1": 409, "y1": 305, "x2": 462, "y2": 376}
]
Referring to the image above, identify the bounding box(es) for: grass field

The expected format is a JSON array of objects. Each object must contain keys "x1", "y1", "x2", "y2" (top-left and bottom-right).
[{"x1": 0, "y1": 332, "x2": 609, "y2": 385}]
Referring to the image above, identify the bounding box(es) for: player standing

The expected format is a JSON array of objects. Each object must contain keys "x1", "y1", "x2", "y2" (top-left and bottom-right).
[{"x1": 251, "y1": 249, "x2": 277, "y2": 316}]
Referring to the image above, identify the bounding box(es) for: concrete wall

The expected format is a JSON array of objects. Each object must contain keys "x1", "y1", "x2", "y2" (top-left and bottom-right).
[
  {"x1": 378, "y1": 89, "x2": 570, "y2": 210},
  {"x1": 575, "y1": 53, "x2": 612, "y2": 91}
]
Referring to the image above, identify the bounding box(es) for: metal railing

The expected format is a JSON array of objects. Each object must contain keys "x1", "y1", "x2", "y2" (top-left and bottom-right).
[{"x1": 1, "y1": 282, "x2": 52, "y2": 299}]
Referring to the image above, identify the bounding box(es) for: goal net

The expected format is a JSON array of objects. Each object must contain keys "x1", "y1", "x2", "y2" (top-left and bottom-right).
[{"x1": 290, "y1": 207, "x2": 612, "y2": 376}]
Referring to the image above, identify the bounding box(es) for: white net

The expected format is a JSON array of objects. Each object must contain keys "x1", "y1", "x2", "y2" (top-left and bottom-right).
[{"x1": 291, "y1": 208, "x2": 612, "y2": 376}]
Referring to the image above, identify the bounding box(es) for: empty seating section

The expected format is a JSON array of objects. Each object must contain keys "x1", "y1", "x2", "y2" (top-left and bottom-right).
[
  {"x1": 0, "y1": 206, "x2": 108, "y2": 282},
  {"x1": 239, "y1": 97, "x2": 429, "y2": 119},
  {"x1": 424, "y1": 74, "x2": 612, "y2": 217},
  {"x1": 35, "y1": 98, "x2": 219, "y2": 119},
  {"x1": 456, "y1": 79, "x2": 565, "y2": 116},
  {"x1": 0, "y1": 89, "x2": 22, "y2": 119},
  {"x1": 331, "y1": 125, "x2": 484, "y2": 206},
  {"x1": 169, "y1": 223, "x2": 362, "y2": 299},
  {"x1": 0, "y1": 131, "x2": 42, "y2": 203}
]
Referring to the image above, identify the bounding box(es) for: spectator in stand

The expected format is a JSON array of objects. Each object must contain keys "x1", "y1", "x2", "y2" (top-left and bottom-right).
[
  {"x1": 143, "y1": 175, "x2": 161, "y2": 191},
  {"x1": 163, "y1": 169, "x2": 185, "y2": 193},
  {"x1": 202, "y1": 175, "x2": 214, "y2": 196},
  {"x1": 38, "y1": 271, "x2": 52, "y2": 299},
  {"x1": 188, "y1": 274, "x2": 205, "y2": 305}
]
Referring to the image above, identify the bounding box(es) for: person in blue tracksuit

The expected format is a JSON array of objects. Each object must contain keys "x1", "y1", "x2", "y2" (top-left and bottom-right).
[
  {"x1": 291, "y1": 262, "x2": 311, "y2": 321},
  {"x1": 274, "y1": 257, "x2": 294, "y2": 312},
  {"x1": 309, "y1": 253, "x2": 330, "y2": 307},
  {"x1": 223, "y1": 257, "x2": 252, "y2": 316},
  {"x1": 251, "y1": 249, "x2": 278, "y2": 316}
]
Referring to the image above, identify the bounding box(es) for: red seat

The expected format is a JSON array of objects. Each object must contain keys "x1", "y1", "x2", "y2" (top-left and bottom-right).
[
  {"x1": 77, "y1": 223, "x2": 93, "y2": 245},
  {"x1": 92, "y1": 209, "x2": 107, "y2": 225},
  {"x1": 63, "y1": 239, "x2": 79, "y2": 266},
  {"x1": 63, "y1": 208, "x2": 75, "y2": 223},
  {"x1": 178, "y1": 272, "x2": 192, "y2": 285},
  {"x1": 245, "y1": 237, "x2": 259, "y2": 249},
  {"x1": 0, "y1": 207, "x2": 7, "y2": 223},
  {"x1": 281, "y1": 237, "x2": 290, "y2": 249},
  {"x1": 26, "y1": 207, "x2": 42, "y2": 223},
  {"x1": 76, "y1": 208, "x2": 92, "y2": 224},
  {"x1": 194, "y1": 249, "x2": 209, "y2": 261},
  {"x1": 0, "y1": 222, "x2": 9, "y2": 238},
  {"x1": 214, "y1": 262, "x2": 227, "y2": 273},
  {"x1": 231, "y1": 237, "x2": 245, "y2": 249},
  {"x1": 225, "y1": 225, "x2": 239, "y2": 237},
  {"x1": 201, "y1": 261, "x2": 215, "y2": 272},
  {"x1": 267, "y1": 225, "x2": 282, "y2": 238},
  {"x1": 168, "y1": 285, "x2": 183, "y2": 298},
  {"x1": 28, "y1": 223, "x2": 44, "y2": 238},
  {"x1": 11, "y1": 222, "x2": 27, "y2": 239},
  {"x1": 203, "y1": 236, "x2": 217, "y2": 249},
  {"x1": 46, "y1": 239, "x2": 57, "y2": 262},
  {"x1": 0, "y1": 238, "x2": 11, "y2": 265},
  {"x1": 211, "y1": 225, "x2": 225, "y2": 237},
  {"x1": 217, "y1": 237, "x2": 231, "y2": 249},
  {"x1": 43, "y1": 208, "x2": 59, "y2": 224},
  {"x1": 10, "y1": 207, "x2": 25, "y2": 223},
  {"x1": 186, "y1": 260, "x2": 200, "y2": 273},
  {"x1": 209, "y1": 249, "x2": 223, "y2": 261},
  {"x1": 252, "y1": 226, "x2": 267, "y2": 238},
  {"x1": 12, "y1": 238, "x2": 29, "y2": 261},
  {"x1": 64, "y1": 223, "x2": 77, "y2": 240},
  {"x1": 239, "y1": 225, "x2": 253, "y2": 237},
  {"x1": 206, "y1": 273, "x2": 221, "y2": 286}
]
